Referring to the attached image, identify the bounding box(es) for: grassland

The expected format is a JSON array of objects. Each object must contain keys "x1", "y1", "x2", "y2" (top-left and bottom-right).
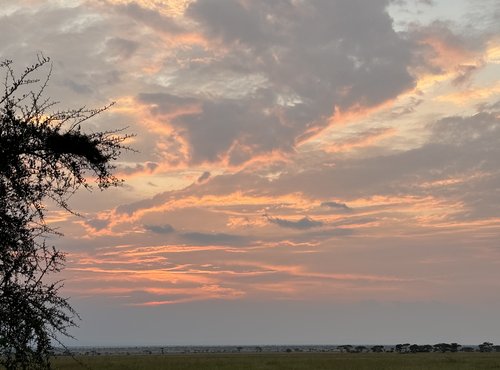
[{"x1": 52, "y1": 352, "x2": 500, "y2": 370}]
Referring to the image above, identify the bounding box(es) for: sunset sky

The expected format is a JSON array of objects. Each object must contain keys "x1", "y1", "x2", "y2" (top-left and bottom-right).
[{"x1": 2, "y1": 0, "x2": 500, "y2": 346}]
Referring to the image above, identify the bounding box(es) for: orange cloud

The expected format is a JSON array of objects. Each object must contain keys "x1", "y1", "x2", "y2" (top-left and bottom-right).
[
  {"x1": 486, "y1": 39, "x2": 500, "y2": 63},
  {"x1": 342, "y1": 194, "x2": 466, "y2": 235},
  {"x1": 91, "y1": 191, "x2": 317, "y2": 234},
  {"x1": 65, "y1": 276, "x2": 246, "y2": 305},
  {"x1": 211, "y1": 261, "x2": 411, "y2": 285},
  {"x1": 418, "y1": 172, "x2": 489, "y2": 189},
  {"x1": 329, "y1": 100, "x2": 398, "y2": 126},
  {"x1": 413, "y1": 34, "x2": 485, "y2": 91},
  {"x1": 67, "y1": 266, "x2": 216, "y2": 286},
  {"x1": 294, "y1": 100, "x2": 399, "y2": 148},
  {"x1": 95, "y1": 0, "x2": 192, "y2": 17},
  {"x1": 415, "y1": 216, "x2": 500, "y2": 232},
  {"x1": 227, "y1": 215, "x2": 268, "y2": 229},
  {"x1": 422, "y1": 36, "x2": 475, "y2": 69},
  {"x1": 323, "y1": 127, "x2": 397, "y2": 153},
  {"x1": 44, "y1": 209, "x2": 73, "y2": 224},
  {"x1": 219, "y1": 146, "x2": 291, "y2": 171}
]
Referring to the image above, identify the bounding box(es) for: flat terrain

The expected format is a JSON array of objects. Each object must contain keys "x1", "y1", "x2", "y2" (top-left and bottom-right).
[{"x1": 52, "y1": 352, "x2": 500, "y2": 370}]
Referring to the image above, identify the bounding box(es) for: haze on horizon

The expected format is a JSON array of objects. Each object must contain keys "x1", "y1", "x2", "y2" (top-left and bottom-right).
[{"x1": 1, "y1": 0, "x2": 500, "y2": 346}]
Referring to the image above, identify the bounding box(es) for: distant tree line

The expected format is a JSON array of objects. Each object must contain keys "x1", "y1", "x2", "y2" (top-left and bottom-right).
[{"x1": 336, "y1": 342, "x2": 496, "y2": 353}]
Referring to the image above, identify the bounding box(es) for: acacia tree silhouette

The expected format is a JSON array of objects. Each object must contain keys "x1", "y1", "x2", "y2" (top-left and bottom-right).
[{"x1": 0, "y1": 55, "x2": 131, "y2": 369}]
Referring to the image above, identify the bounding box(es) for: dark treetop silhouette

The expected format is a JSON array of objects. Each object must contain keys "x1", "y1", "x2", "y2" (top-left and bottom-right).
[{"x1": 0, "y1": 55, "x2": 131, "y2": 369}]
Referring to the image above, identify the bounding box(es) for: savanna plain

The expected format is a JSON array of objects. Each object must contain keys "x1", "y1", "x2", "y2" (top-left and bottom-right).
[{"x1": 50, "y1": 352, "x2": 500, "y2": 370}]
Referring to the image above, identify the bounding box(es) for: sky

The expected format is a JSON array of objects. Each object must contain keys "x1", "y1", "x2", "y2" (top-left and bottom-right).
[{"x1": 1, "y1": 0, "x2": 500, "y2": 346}]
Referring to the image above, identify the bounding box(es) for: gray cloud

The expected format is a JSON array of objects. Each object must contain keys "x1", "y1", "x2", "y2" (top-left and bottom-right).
[
  {"x1": 321, "y1": 201, "x2": 352, "y2": 212},
  {"x1": 451, "y1": 64, "x2": 480, "y2": 86},
  {"x1": 85, "y1": 218, "x2": 111, "y2": 231},
  {"x1": 119, "y1": 162, "x2": 158, "y2": 175},
  {"x1": 0, "y1": 3, "x2": 130, "y2": 108},
  {"x1": 197, "y1": 171, "x2": 211, "y2": 183},
  {"x1": 112, "y1": 2, "x2": 185, "y2": 35},
  {"x1": 429, "y1": 111, "x2": 500, "y2": 148},
  {"x1": 105, "y1": 37, "x2": 139, "y2": 60},
  {"x1": 286, "y1": 227, "x2": 354, "y2": 242},
  {"x1": 144, "y1": 224, "x2": 175, "y2": 234},
  {"x1": 187, "y1": 0, "x2": 268, "y2": 47},
  {"x1": 137, "y1": 93, "x2": 198, "y2": 115},
  {"x1": 180, "y1": 232, "x2": 253, "y2": 246},
  {"x1": 116, "y1": 192, "x2": 172, "y2": 215},
  {"x1": 137, "y1": 93, "x2": 294, "y2": 165},
  {"x1": 331, "y1": 217, "x2": 376, "y2": 228},
  {"x1": 133, "y1": 0, "x2": 417, "y2": 165},
  {"x1": 172, "y1": 99, "x2": 294, "y2": 165},
  {"x1": 393, "y1": 0, "x2": 434, "y2": 6},
  {"x1": 267, "y1": 216, "x2": 324, "y2": 230}
]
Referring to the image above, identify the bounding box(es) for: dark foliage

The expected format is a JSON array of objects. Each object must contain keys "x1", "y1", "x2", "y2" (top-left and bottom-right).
[
  {"x1": 0, "y1": 55, "x2": 131, "y2": 369},
  {"x1": 479, "y1": 342, "x2": 494, "y2": 352}
]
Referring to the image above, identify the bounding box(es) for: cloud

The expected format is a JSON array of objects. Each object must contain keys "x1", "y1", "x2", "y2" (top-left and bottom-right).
[
  {"x1": 171, "y1": 99, "x2": 294, "y2": 165},
  {"x1": 324, "y1": 127, "x2": 397, "y2": 153},
  {"x1": 118, "y1": 162, "x2": 159, "y2": 176},
  {"x1": 111, "y1": 2, "x2": 185, "y2": 35},
  {"x1": 180, "y1": 231, "x2": 254, "y2": 246},
  {"x1": 409, "y1": 21, "x2": 487, "y2": 86},
  {"x1": 0, "y1": 0, "x2": 423, "y2": 171},
  {"x1": 104, "y1": 99, "x2": 500, "y2": 241},
  {"x1": 127, "y1": 0, "x2": 417, "y2": 166},
  {"x1": 285, "y1": 227, "x2": 354, "y2": 242},
  {"x1": 429, "y1": 111, "x2": 500, "y2": 147},
  {"x1": 105, "y1": 37, "x2": 139, "y2": 60},
  {"x1": 136, "y1": 93, "x2": 198, "y2": 115},
  {"x1": 451, "y1": 64, "x2": 480, "y2": 86},
  {"x1": 197, "y1": 171, "x2": 211, "y2": 183},
  {"x1": 144, "y1": 224, "x2": 175, "y2": 234},
  {"x1": 187, "y1": 0, "x2": 267, "y2": 47},
  {"x1": 84, "y1": 218, "x2": 111, "y2": 232},
  {"x1": 267, "y1": 216, "x2": 324, "y2": 230},
  {"x1": 321, "y1": 201, "x2": 352, "y2": 212}
]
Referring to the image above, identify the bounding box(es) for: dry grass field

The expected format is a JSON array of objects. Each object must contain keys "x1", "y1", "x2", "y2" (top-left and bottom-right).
[{"x1": 51, "y1": 352, "x2": 500, "y2": 370}]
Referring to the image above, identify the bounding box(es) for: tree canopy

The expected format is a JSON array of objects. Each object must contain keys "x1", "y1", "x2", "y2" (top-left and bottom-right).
[{"x1": 0, "y1": 55, "x2": 131, "y2": 369}]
